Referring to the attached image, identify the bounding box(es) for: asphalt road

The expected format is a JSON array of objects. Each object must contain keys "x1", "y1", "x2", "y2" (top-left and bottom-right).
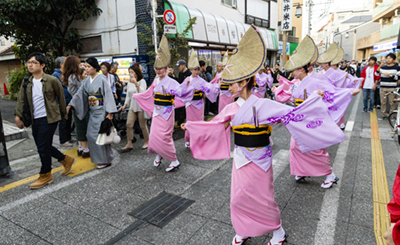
[{"x1": 0, "y1": 94, "x2": 398, "y2": 244}]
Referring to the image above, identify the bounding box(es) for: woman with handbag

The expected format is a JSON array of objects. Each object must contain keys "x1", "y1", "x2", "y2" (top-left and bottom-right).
[
  {"x1": 118, "y1": 65, "x2": 149, "y2": 152},
  {"x1": 63, "y1": 55, "x2": 90, "y2": 158},
  {"x1": 67, "y1": 57, "x2": 118, "y2": 169}
]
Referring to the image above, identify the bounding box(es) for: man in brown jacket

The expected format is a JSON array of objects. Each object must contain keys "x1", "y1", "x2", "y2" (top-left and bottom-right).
[{"x1": 14, "y1": 52, "x2": 76, "y2": 189}]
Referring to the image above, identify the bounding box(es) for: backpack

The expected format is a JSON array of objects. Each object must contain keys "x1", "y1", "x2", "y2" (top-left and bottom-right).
[{"x1": 21, "y1": 76, "x2": 32, "y2": 127}]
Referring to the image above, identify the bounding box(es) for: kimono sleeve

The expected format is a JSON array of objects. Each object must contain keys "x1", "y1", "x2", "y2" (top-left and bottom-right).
[
  {"x1": 200, "y1": 78, "x2": 219, "y2": 103},
  {"x1": 263, "y1": 92, "x2": 346, "y2": 153},
  {"x1": 185, "y1": 103, "x2": 237, "y2": 160},
  {"x1": 275, "y1": 76, "x2": 295, "y2": 103},
  {"x1": 175, "y1": 77, "x2": 195, "y2": 104},
  {"x1": 69, "y1": 81, "x2": 89, "y2": 121},
  {"x1": 132, "y1": 80, "x2": 156, "y2": 116},
  {"x1": 101, "y1": 77, "x2": 118, "y2": 114}
]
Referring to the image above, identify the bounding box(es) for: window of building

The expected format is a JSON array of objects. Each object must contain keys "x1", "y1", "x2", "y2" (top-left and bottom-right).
[
  {"x1": 338, "y1": 16, "x2": 345, "y2": 20},
  {"x1": 81, "y1": 36, "x2": 102, "y2": 54},
  {"x1": 221, "y1": 0, "x2": 237, "y2": 8}
]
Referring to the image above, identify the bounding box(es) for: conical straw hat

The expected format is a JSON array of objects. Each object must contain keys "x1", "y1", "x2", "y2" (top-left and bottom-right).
[
  {"x1": 284, "y1": 36, "x2": 316, "y2": 72},
  {"x1": 220, "y1": 25, "x2": 267, "y2": 84},
  {"x1": 154, "y1": 35, "x2": 171, "y2": 69},
  {"x1": 188, "y1": 49, "x2": 200, "y2": 69},
  {"x1": 317, "y1": 42, "x2": 338, "y2": 64},
  {"x1": 331, "y1": 47, "x2": 344, "y2": 65},
  {"x1": 222, "y1": 50, "x2": 229, "y2": 66}
]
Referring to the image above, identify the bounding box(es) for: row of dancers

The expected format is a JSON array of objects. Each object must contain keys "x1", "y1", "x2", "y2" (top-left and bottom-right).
[{"x1": 131, "y1": 25, "x2": 361, "y2": 244}]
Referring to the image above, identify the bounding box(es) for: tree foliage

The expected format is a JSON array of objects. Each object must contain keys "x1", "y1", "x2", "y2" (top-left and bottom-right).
[
  {"x1": 7, "y1": 66, "x2": 30, "y2": 100},
  {"x1": 137, "y1": 17, "x2": 197, "y2": 67},
  {"x1": 0, "y1": 0, "x2": 102, "y2": 71}
]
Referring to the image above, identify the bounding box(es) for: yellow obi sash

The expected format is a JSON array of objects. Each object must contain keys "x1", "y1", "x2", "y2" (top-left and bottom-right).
[
  {"x1": 220, "y1": 83, "x2": 229, "y2": 91},
  {"x1": 232, "y1": 124, "x2": 272, "y2": 147},
  {"x1": 294, "y1": 98, "x2": 305, "y2": 106},
  {"x1": 88, "y1": 93, "x2": 103, "y2": 106},
  {"x1": 154, "y1": 93, "x2": 175, "y2": 106},
  {"x1": 193, "y1": 90, "x2": 204, "y2": 101}
]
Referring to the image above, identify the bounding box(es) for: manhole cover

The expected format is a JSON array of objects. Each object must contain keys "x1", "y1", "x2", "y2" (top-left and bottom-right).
[{"x1": 129, "y1": 192, "x2": 194, "y2": 228}]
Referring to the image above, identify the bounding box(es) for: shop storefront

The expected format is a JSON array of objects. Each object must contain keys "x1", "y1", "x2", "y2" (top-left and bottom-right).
[{"x1": 164, "y1": 1, "x2": 278, "y2": 71}]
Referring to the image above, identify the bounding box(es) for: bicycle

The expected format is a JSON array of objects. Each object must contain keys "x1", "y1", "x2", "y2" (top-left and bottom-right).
[{"x1": 386, "y1": 88, "x2": 400, "y2": 144}]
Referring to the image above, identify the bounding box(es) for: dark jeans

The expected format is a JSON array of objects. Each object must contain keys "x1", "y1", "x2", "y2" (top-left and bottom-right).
[
  {"x1": 59, "y1": 110, "x2": 72, "y2": 144},
  {"x1": 374, "y1": 87, "x2": 381, "y2": 106},
  {"x1": 363, "y1": 88, "x2": 374, "y2": 111},
  {"x1": 33, "y1": 117, "x2": 66, "y2": 174}
]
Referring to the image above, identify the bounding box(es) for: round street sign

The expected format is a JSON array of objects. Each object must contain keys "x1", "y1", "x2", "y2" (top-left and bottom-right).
[{"x1": 164, "y1": 10, "x2": 176, "y2": 25}]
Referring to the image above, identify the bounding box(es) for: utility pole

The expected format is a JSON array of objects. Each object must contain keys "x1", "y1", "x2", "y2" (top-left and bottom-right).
[
  {"x1": 308, "y1": 0, "x2": 313, "y2": 36},
  {"x1": 281, "y1": 32, "x2": 288, "y2": 66},
  {"x1": 152, "y1": 0, "x2": 158, "y2": 54}
]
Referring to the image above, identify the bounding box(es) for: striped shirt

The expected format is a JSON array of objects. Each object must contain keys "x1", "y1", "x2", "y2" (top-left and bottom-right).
[{"x1": 375, "y1": 64, "x2": 400, "y2": 88}]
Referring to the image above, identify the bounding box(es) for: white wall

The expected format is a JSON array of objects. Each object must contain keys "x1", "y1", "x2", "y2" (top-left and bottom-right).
[
  {"x1": 171, "y1": 0, "x2": 246, "y2": 23},
  {"x1": 72, "y1": 0, "x2": 138, "y2": 57}
]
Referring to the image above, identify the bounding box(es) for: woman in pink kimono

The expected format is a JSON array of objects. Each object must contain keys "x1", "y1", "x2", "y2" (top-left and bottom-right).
[
  {"x1": 216, "y1": 51, "x2": 235, "y2": 113},
  {"x1": 179, "y1": 49, "x2": 220, "y2": 148},
  {"x1": 251, "y1": 68, "x2": 273, "y2": 98},
  {"x1": 276, "y1": 37, "x2": 359, "y2": 188},
  {"x1": 132, "y1": 35, "x2": 183, "y2": 172},
  {"x1": 181, "y1": 26, "x2": 348, "y2": 245}
]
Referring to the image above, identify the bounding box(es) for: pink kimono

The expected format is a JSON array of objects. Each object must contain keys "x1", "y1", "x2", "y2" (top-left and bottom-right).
[
  {"x1": 251, "y1": 72, "x2": 273, "y2": 98},
  {"x1": 132, "y1": 76, "x2": 184, "y2": 161},
  {"x1": 275, "y1": 75, "x2": 353, "y2": 177},
  {"x1": 178, "y1": 75, "x2": 219, "y2": 143},
  {"x1": 185, "y1": 93, "x2": 346, "y2": 237},
  {"x1": 211, "y1": 73, "x2": 235, "y2": 113}
]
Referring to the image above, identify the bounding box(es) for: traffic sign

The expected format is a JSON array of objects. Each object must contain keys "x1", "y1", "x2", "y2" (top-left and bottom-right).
[
  {"x1": 164, "y1": 10, "x2": 176, "y2": 25},
  {"x1": 164, "y1": 25, "x2": 177, "y2": 34}
]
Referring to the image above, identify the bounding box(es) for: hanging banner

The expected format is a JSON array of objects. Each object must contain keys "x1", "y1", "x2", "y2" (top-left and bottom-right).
[{"x1": 281, "y1": 0, "x2": 293, "y2": 31}]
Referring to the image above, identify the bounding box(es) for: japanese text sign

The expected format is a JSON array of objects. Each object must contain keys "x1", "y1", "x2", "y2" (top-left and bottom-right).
[{"x1": 281, "y1": 0, "x2": 293, "y2": 31}]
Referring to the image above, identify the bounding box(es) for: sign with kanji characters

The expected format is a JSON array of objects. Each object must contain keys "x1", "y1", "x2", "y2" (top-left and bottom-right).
[
  {"x1": 164, "y1": 10, "x2": 176, "y2": 25},
  {"x1": 164, "y1": 25, "x2": 177, "y2": 34},
  {"x1": 281, "y1": 0, "x2": 293, "y2": 31}
]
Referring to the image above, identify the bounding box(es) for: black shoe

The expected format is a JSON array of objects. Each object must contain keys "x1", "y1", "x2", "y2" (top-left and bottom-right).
[
  {"x1": 82, "y1": 152, "x2": 90, "y2": 158},
  {"x1": 132, "y1": 137, "x2": 137, "y2": 143},
  {"x1": 77, "y1": 149, "x2": 83, "y2": 156},
  {"x1": 120, "y1": 147, "x2": 133, "y2": 153},
  {"x1": 139, "y1": 132, "x2": 144, "y2": 139}
]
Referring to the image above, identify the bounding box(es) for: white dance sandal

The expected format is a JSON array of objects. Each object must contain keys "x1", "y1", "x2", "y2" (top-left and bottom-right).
[
  {"x1": 339, "y1": 123, "x2": 345, "y2": 130},
  {"x1": 166, "y1": 160, "x2": 180, "y2": 172},
  {"x1": 268, "y1": 227, "x2": 288, "y2": 245},
  {"x1": 185, "y1": 142, "x2": 190, "y2": 148},
  {"x1": 153, "y1": 155, "x2": 162, "y2": 167},
  {"x1": 231, "y1": 235, "x2": 249, "y2": 245},
  {"x1": 321, "y1": 173, "x2": 339, "y2": 188}
]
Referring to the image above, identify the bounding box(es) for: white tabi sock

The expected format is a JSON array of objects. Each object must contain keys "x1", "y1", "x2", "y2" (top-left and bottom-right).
[
  {"x1": 83, "y1": 148, "x2": 89, "y2": 153},
  {"x1": 155, "y1": 154, "x2": 162, "y2": 162}
]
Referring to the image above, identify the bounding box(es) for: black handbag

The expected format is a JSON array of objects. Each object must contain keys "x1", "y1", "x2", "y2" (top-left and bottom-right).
[{"x1": 22, "y1": 76, "x2": 32, "y2": 127}]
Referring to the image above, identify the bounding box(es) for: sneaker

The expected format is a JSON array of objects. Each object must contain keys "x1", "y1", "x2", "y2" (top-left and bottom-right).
[
  {"x1": 377, "y1": 105, "x2": 381, "y2": 109},
  {"x1": 96, "y1": 163, "x2": 112, "y2": 169},
  {"x1": 378, "y1": 117, "x2": 387, "y2": 121},
  {"x1": 363, "y1": 110, "x2": 367, "y2": 113},
  {"x1": 231, "y1": 235, "x2": 249, "y2": 245},
  {"x1": 69, "y1": 138, "x2": 77, "y2": 143},
  {"x1": 30, "y1": 172, "x2": 53, "y2": 190},
  {"x1": 77, "y1": 149, "x2": 83, "y2": 156},
  {"x1": 60, "y1": 142, "x2": 73, "y2": 147}
]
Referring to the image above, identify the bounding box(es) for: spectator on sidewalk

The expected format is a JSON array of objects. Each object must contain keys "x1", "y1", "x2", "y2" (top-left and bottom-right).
[
  {"x1": 52, "y1": 56, "x2": 76, "y2": 147},
  {"x1": 376, "y1": 53, "x2": 400, "y2": 120},
  {"x1": 118, "y1": 65, "x2": 149, "y2": 152},
  {"x1": 271, "y1": 63, "x2": 283, "y2": 84},
  {"x1": 15, "y1": 52, "x2": 76, "y2": 189},
  {"x1": 100, "y1": 62, "x2": 118, "y2": 103},
  {"x1": 360, "y1": 57, "x2": 380, "y2": 112},
  {"x1": 204, "y1": 65, "x2": 213, "y2": 116},
  {"x1": 175, "y1": 59, "x2": 191, "y2": 126},
  {"x1": 213, "y1": 62, "x2": 223, "y2": 79},
  {"x1": 64, "y1": 55, "x2": 90, "y2": 158},
  {"x1": 199, "y1": 60, "x2": 207, "y2": 81},
  {"x1": 340, "y1": 62, "x2": 355, "y2": 76},
  {"x1": 110, "y1": 62, "x2": 123, "y2": 105}
]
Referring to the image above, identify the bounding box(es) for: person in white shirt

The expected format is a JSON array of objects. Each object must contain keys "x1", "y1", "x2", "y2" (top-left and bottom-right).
[
  {"x1": 360, "y1": 57, "x2": 379, "y2": 112},
  {"x1": 118, "y1": 65, "x2": 149, "y2": 151}
]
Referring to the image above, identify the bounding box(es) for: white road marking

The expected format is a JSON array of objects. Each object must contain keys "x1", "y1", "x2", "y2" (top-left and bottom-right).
[{"x1": 313, "y1": 94, "x2": 360, "y2": 244}]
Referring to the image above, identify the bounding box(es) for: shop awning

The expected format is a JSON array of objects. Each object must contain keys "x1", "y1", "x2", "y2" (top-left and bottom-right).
[
  {"x1": 373, "y1": 38, "x2": 398, "y2": 52},
  {"x1": 165, "y1": 1, "x2": 278, "y2": 50}
]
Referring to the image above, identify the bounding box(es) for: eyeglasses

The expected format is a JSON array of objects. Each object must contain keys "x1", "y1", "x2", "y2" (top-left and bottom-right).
[{"x1": 27, "y1": 61, "x2": 39, "y2": 65}]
